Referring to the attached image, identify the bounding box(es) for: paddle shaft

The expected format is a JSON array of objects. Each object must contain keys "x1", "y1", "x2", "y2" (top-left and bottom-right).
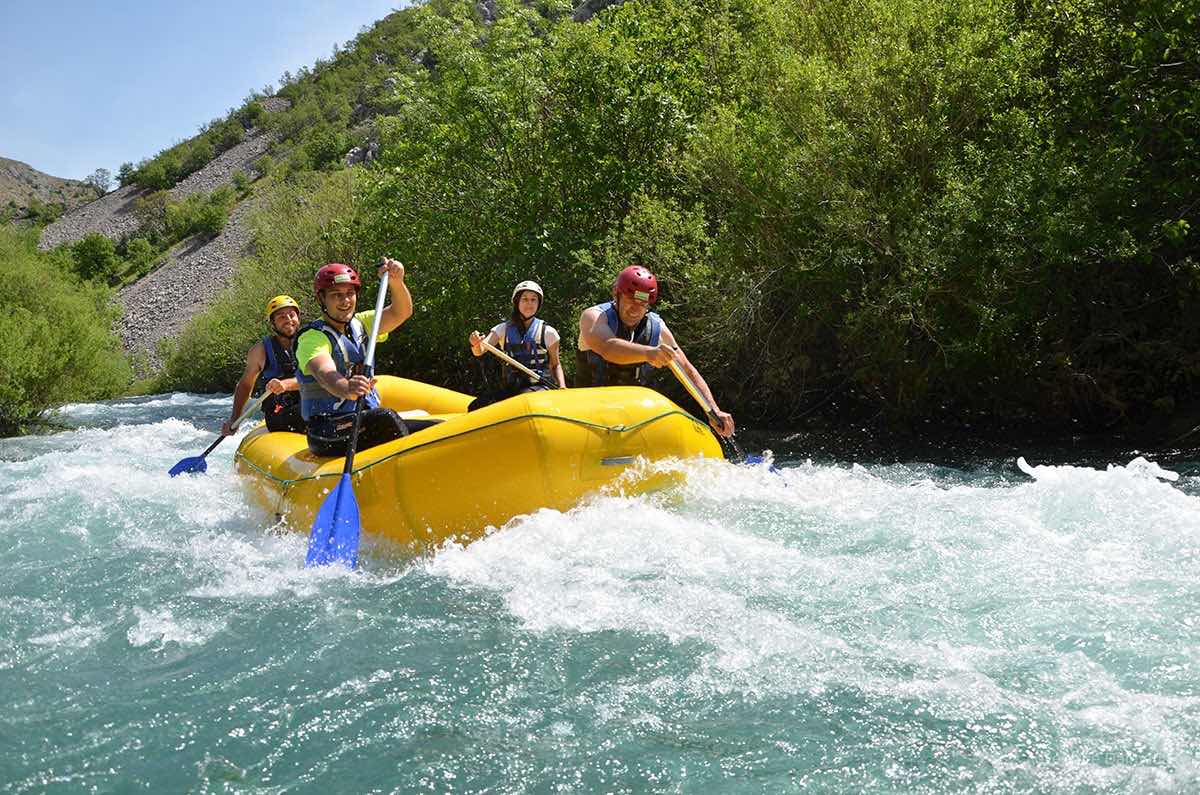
[
  {"x1": 231, "y1": 391, "x2": 270, "y2": 432},
  {"x1": 340, "y1": 271, "x2": 390, "y2": 478},
  {"x1": 668, "y1": 358, "x2": 744, "y2": 460},
  {"x1": 202, "y1": 392, "x2": 269, "y2": 455},
  {"x1": 479, "y1": 339, "x2": 560, "y2": 389},
  {"x1": 668, "y1": 359, "x2": 722, "y2": 426}
]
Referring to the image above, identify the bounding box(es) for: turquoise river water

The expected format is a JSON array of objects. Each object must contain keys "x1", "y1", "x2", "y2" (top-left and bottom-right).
[{"x1": 1, "y1": 393, "x2": 1198, "y2": 793}]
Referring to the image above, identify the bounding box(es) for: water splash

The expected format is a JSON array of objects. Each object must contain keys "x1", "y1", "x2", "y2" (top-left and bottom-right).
[{"x1": 2, "y1": 396, "x2": 1199, "y2": 791}]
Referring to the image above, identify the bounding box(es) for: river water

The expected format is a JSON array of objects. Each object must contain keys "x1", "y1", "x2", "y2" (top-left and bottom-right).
[{"x1": 1, "y1": 393, "x2": 1197, "y2": 793}]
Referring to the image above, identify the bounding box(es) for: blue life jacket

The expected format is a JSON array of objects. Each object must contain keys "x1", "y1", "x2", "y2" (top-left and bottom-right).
[
  {"x1": 259, "y1": 335, "x2": 296, "y2": 383},
  {"x1": 254, "y1": 335, "x2": 300, "y2": 416},
  {"x1": 296, "y1": 317, "x2": 381, "y2": 420},
  {"x1": 584, "y1": 301, "x2": 662, "y2": 386},
  {"x1": 500, "y1": 318, "x2": 549, "y2": 389}
]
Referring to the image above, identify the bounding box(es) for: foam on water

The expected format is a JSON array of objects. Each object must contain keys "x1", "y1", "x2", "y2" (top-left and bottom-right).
[
  {"x1": 1, "y1": 394, "x2": 1198, "y2": 791},
  {"x1": 427, "y1": 454, "x2": 1200, "y2": 790}
]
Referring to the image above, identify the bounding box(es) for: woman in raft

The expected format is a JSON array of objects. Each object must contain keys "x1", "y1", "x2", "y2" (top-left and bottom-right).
[{"x1": 466, "y1": 280, "x2": 567, "y2": 410}]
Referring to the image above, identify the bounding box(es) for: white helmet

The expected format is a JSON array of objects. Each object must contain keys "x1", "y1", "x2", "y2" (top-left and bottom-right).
[{"x1": 511, "y1": 280, "x2": 544, "y2": 304}]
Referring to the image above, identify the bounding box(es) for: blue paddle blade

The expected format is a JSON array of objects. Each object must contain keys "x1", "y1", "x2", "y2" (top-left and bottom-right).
[
  {"x1": 305, "y1": 473, "x2": 361, "y2": 569},
  {"x1": 742, "y1": 454, "x2": 782, "y2": 475},
  {"x1": 168, "y1": 456, "x2": 208, "y2": 477}
]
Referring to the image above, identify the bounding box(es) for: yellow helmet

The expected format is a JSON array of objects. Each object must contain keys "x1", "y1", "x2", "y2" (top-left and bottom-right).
[{"x1": 264, "y1": 294, "x2": 300, "y2": 321}]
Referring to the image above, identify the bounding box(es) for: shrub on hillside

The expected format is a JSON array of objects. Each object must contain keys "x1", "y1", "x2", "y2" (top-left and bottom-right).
[
  {"x1": 123, "y1": 237, "x2": 157, "y2": 277},
  {"x1": 136, "y1": 158, "x2": 175, "y2": 191},
  {"x1": 25, "y1": 198, "x2": 65, "y2": 226},
  {"x1": 251, "y1": 155, "x2": 275, "y2": 178},
  {"x1": 304, "y1": 126, "x2": 348, "y2": 170},
  {"x1": 133, "y1": 191, "x2": 172, "y2": 244},
  {"x1": 232, "y1": 171, "x2": 252, "y2": 198},
  {"x1": 239, "y1": 100, "x2": 266, "y2": 129},
  {"x1": 72, "y1": 233, "x2": 121, "y2": 283},
  {"x1": 182, "y1": 139, "x2": 214, "y2": 175},
  {"x1": 213, "y1": 119, "x2": 245, "y2": 151},
  {"x1": 0, "y1": 227, "x2": 130, "y2": 434}
]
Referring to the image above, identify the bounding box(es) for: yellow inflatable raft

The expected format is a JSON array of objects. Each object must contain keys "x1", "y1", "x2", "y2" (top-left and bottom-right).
[{"x1": 234, "y1": 375, "x2": 723, "y2": 549}]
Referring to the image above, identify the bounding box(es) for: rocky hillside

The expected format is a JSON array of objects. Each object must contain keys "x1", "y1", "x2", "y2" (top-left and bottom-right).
[
  {"x1": 37, "y1": 98, "x2": 289, "y2": 374},
  {"x1": 118, "y1": 194, "x2": 264, "y2": 372},
  {"x1": 0, "y1": 157, "x2": 96, "y2": 218},
  {"x1": 38, "y1": 126, "x2": 279, "y2": 252}
]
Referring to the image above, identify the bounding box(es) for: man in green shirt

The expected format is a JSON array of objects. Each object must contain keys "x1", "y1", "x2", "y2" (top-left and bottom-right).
[{"x1": 295, "y1": 258, "x2": 413, "y2": 456}]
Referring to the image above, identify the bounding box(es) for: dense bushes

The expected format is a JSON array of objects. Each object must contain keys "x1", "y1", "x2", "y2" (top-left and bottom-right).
[
  {"x1": 135, "y1": 186, "x2": 235, "y2": 242},
  {"x1": 161, "y1": 0, "x2": 1198, "y2": 431},
  {"x1": 0, "y1": 228, "x2": 130, "y2": 434}
]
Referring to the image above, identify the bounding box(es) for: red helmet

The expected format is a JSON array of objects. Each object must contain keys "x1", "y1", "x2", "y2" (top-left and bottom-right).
[
  {"x1": 314, "y1": 263, "x2": 361, "y2": 294},
  {"x1": 614, "y1": 265, "x2": 658, "y2": 304}
]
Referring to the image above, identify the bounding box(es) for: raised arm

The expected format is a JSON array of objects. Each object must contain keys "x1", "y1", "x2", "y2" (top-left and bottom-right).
[{"x1": 376, "y1": 257, "x2": 412, "y2": 334}]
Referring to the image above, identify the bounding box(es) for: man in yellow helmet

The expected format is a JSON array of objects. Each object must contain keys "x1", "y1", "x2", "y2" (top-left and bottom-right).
[{"x1": 220, "y1": 295, "x2": 306, "y2": 435}]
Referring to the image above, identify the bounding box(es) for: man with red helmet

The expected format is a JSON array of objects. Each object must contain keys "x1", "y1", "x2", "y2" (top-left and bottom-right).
[
  {"x1": 577, "y1": 264, "x2": 735, "y2": 438},
  {"x1": 294, "y1": 257, "x2": 414, "y2": 456}
]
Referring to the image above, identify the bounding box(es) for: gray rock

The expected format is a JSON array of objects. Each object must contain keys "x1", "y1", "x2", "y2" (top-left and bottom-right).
[
  {"x1": 117, "y1": 195, "x2": 262, "y2": 374},
  {"x1": 345, "y1": 141, "x2": 379, "y2": 167}
]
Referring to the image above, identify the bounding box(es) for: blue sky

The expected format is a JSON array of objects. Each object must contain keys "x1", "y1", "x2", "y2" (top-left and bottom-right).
[{"x1": 0, "y1": 1, "x2": 402, "y2": 181}]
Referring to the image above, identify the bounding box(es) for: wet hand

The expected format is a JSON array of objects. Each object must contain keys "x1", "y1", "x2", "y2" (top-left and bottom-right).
[
  {"x1": 220, "y1": 420, "x2": 235, "y2": 436},
  {"x1": 378, "y1": 257, "x2": 405, "y2": 281},
  {"x1": 266, "y1": 378, "x2": 286, "y2": 395},
  {"x1": 710, "y1": 410, "x2": 736, "y2": 439}
]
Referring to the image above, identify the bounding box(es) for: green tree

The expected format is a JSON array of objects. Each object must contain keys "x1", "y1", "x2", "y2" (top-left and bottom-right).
[
  {"x1": 84, "y1": 167, "x2": 112, "y2": 195},
  {"x1": 71, "y1": 233, "x2": 121, "y2": 283},
  {"x1": 117, "y1": 162, "x2": 136, "y2": 187}
]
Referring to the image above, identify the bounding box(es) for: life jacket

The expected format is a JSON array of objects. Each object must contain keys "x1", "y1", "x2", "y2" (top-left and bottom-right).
[
  {"x1": 583, "y1": 301, "x2": 662, "y2": 386},
  {"x1": 499, "y1": 318, "x2": 549, "y2": 389},
  {"x1": 295, "y1": 317, "x2": 381, "y2": 420},
  {"x1": 254, "y1": 335, "x2": 301, "y2": 416}
]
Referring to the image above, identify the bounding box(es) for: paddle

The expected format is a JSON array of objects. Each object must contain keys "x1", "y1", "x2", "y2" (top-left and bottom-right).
[
  {"x1": 666, "y1": 358, "x2": 757, "y2": 464},
  {"x1": 168, "y1": 392, "x2": 269, "y2": 477},
  {"x1": 305, "y1": 271, "x2": 390, "y2": 569},
  {"x1": 479, "y1": 339, "x2": 562, "y2": 390}
]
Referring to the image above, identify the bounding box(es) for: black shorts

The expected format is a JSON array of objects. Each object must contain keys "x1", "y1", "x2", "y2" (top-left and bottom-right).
[
  {"x1": 263, "y1": 400, "x2": 306, "y2": 433},
  {"x1": 305, "y1": 407, "x2": 409, "y2": 457}
]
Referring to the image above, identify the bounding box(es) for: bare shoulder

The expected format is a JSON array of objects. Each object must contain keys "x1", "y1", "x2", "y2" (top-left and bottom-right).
[{"x1": 247, "y1": 339, "x2": 267, "y2": 364}]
